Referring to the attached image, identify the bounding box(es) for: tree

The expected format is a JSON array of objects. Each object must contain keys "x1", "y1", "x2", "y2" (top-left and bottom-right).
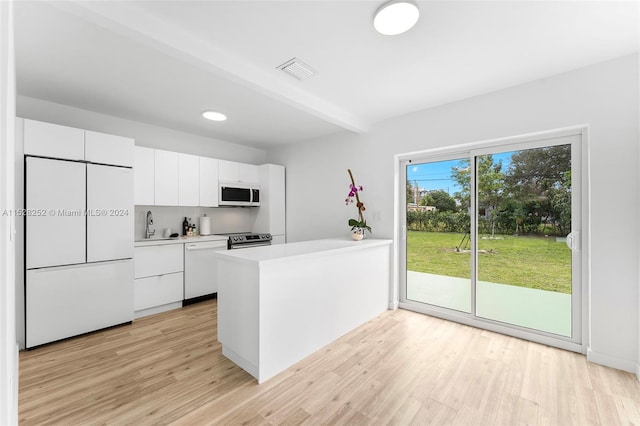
[
  {"x1": 420, "y1": 190, "x2": 457, "y2": 212},
  {"x1": 549, "y1": 171, "x2": 572, "y2": 235},
  {"x1": 504, "y1": 145, "x2": 571, "y2": 235},
  {"x1": 478, "y1": 155, "x2": 504, "y2": 238},
  {"x1": 406, "y1": 180, "x2": 414, "y2": 204},
  {"x1": 505, "y1": 145, "x2": 570, "y2": 193},
  {"x1": 451, "y1": 161, "x2": 471, "y2": 211},
  {"x1": 452, "y1": 155, "x2": 504, "y2": 237}
]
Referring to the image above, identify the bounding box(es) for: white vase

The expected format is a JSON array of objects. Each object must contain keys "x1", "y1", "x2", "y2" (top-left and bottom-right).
[{"x1": 351, "y1": 228, "x2": 365, "y2": 241}]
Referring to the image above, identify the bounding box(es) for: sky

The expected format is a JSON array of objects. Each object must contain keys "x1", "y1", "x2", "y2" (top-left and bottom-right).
[{"x1": 407, "y1": 152, "x2": 513, "y2": 197}]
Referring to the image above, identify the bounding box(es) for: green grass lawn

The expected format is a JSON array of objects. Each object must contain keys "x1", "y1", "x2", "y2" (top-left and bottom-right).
[{"x1": 407, "y1": 231, "x2": 572, "y2": 293}]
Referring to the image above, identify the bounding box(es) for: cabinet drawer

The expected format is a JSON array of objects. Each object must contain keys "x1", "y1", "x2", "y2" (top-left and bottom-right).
[
  {"x1": 135, "y1": 244, "x2": 183, "y2": 278},
  {"x1": 134, "y1": 272, "x2": 184, "y2": 311},
  {"x1": 26, "y1": 260, "x2": 133, "y2": 348}
]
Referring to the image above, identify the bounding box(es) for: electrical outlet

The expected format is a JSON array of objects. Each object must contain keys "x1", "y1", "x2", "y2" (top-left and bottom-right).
[{"x1": 372, "y1": 210, "x2": 383, "y2": 222}]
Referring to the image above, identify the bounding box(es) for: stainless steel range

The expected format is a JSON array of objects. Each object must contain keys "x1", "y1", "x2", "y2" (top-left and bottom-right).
[{"x1": 216, "y1": 232, "x2": 272, "y2": 249}]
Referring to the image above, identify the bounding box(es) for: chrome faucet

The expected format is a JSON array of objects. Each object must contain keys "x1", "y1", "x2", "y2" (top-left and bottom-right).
[{"x1": 145, "y1": 210, "x2": 156, "y2": 239}]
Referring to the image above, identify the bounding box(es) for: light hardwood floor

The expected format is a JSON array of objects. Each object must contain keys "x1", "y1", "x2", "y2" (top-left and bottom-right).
[{"x1": 20, "y1": 300, "x2": 640, "y2": 425}]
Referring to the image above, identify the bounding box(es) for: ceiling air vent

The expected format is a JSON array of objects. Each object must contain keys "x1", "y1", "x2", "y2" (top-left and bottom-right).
[{"x1": 277, "y1": 58, "x2": 317, "y2": 81}]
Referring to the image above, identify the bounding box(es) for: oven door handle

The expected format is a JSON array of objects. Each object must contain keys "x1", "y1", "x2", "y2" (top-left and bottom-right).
[{"x1": 230, "y1": 242, "x2": 271, "y2": 249}]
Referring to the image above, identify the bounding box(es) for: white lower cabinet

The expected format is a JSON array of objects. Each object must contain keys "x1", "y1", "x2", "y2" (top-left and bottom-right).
[
  {"x1": 134, "y1": 273, "x2": 184, "y2": 311},
  {"x1": 26, "y1": 260, "x2": 134, "y2": 348},
  {"x1": 135, "y1": 244, "x2": 183, "y2": 278},
  {"x1": 134, "y1": 244, "x2": 184, "y2": 318}
]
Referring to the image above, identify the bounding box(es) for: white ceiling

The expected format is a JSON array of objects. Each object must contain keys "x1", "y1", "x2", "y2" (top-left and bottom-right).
[{"x1": 14, "y1": 1, "x2": 639, "y2": 148}]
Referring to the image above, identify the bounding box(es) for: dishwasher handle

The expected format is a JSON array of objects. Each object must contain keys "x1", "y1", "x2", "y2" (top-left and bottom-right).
[{"x1": 185, "y1": 244, "x2": 226, "y2": 251}]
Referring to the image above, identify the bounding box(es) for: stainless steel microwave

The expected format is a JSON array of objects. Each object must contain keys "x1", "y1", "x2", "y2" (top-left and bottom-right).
[{"x1": 219, "y1": 183, "x2": 260, "y2": 207}]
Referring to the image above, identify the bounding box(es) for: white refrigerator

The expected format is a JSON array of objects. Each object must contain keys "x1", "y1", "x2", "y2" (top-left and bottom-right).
[{"x1": 26, "y1": 157, "x2": 134, "y2": 348}]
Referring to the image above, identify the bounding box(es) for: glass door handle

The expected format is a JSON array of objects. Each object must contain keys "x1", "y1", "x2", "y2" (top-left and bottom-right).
[{"x1": 566, "y1": 231, "x2": 580, "y2": 251}]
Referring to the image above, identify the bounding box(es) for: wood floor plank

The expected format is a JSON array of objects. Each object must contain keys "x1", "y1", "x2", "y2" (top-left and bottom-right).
[{"x1": 19, "y1": 299, "x2": 640, "y2": 425}]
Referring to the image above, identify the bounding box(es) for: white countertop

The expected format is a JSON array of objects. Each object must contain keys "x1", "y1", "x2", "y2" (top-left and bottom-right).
[
  {"x1": 214, "y1": 238, "x2": 392, "y2": 265},
  {"x1": 134, "y1": 234, "x2": 228, "y2": 247}
]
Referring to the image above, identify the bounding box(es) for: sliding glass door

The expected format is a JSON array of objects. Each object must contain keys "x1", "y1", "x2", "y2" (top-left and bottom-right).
[
  {"x1": 401, "y1": 132, "x2": 582, "y2": 346},
  {"x1": 474, "y1": 145, "x2": 573, "y2": 337},
  {"x1": 405, "y1": 156, "x2": 471, "y2": 313}
]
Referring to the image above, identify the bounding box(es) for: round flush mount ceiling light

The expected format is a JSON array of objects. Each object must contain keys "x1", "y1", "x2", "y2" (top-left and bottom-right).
[
  {"x1": 202, "y1": 111, "x2": 227, "y2": 122},
  {"x1": 373, "y1": 0, "x2": 419, "y2": 35}
]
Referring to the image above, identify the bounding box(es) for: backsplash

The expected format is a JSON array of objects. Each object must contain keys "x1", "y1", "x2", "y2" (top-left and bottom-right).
[{"x1": 134, "y1": 205, "x2": 258, "y2": 240}]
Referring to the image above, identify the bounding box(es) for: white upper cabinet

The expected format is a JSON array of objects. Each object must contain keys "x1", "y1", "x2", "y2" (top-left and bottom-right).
[
  {"x1": 219, "y1": 159, "x2": 259, "y2": 185},
  {"x1": 132, "y1": 147, "x2": 261, "y2": 207},
  {"x1": 85, "y1": 130, "x2": 134, "y2": 167},
  {"x1": 199, "y1": 157, "x2": 219, "y2": 207},
  {"x1": 154, "y1": 150, "x2": 179, "y2": 206},
  {"x1": 23, "y1": 119, "x2": 85, "y2": 161},
  {"x1": 134, "y1": 146, "x2": 155, "y2": 205},
  {"x1": 135, "y1": 148, "x2": 222, "y2": 207},
  {"x1": 178, "y1": 153, "x2": 200, "y2": 206},
  {"x1": 23, "y1": 119, "x2": 135, "y2": 167},
  {"x1": 218, "y1": 159, "x2": 240, "y2": 182},
  {"x1": 239, "y1": 163, "x2": 260, "y2": 184}
]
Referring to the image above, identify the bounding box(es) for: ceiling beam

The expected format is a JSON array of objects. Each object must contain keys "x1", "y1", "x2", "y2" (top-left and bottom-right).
[{"x1": 51, "y1": 1, "x2": 370, "y2": 134}]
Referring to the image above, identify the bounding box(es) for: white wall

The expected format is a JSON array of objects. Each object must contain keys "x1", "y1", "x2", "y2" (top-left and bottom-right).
[
  {"x1": 16, "y1": 96, "x2": 267, "y2": 164},
  {"x1": 0, "y1": 0, "x2": 18, "y2": 423},
  {"x1": 268, "y1": 54, "x2": 640, "y2": 374}
]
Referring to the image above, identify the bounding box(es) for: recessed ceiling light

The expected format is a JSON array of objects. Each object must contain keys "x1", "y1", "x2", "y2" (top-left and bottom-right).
[
  {"x1": 202, "y1": 111, "x2": 227, "y2": 121},
  {"x1": 374, "y1": 0, "x2": 419, "y2": 35}
]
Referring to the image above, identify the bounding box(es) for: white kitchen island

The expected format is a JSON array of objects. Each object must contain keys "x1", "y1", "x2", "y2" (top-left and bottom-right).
[{"x1": 215, "y1": 238, "x2": 392, "y2": 383}]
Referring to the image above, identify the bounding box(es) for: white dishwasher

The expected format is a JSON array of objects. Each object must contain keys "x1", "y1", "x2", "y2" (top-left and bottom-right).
[{"x1": 184, "y1": 239, "x2": 228, "y2": 301}]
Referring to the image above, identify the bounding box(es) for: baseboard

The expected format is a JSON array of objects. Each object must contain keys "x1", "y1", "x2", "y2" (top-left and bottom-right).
[
  {"x1": 134, "y1": 302, "x2": 182, "y2": 319},
  {"x1": 183, "y1": 293, "x2": 217, "y2": 307},
  {"x1": 587, "y1": 348, "x2": 638, "y2": 373}
]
